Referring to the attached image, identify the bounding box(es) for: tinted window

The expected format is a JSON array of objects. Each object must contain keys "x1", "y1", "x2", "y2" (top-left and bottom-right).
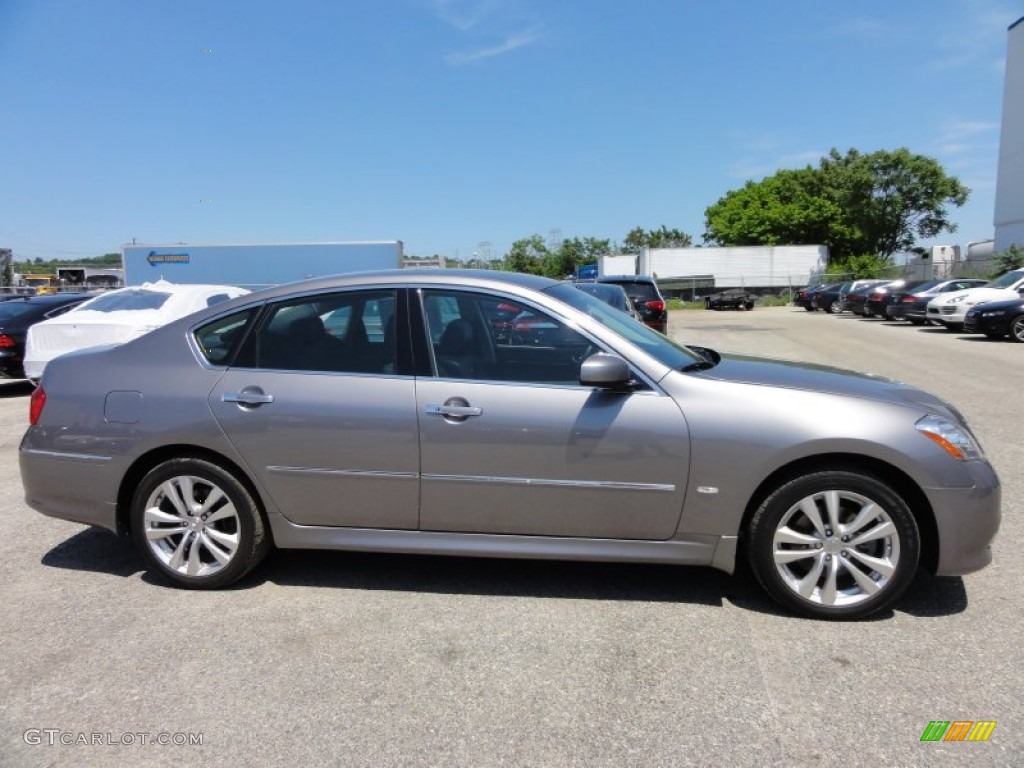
[
  {"x1": 81, "y1": 290, "x2": 171, "y2": 312},
  {"x1": 546, "y1": 283, "x2": 702, "y2": 371},
  {"x1": 422, "y1": 289, "x2": 598, "y2": 385},
  {"x1": 252, "y1": 290, "x2": 396, "y2": 374},
  {"x1": 600, "y1": 279, "x2": 659, "y2": 301},
  {"x1": 195, "y1": 309, "x2": 256, "y2": 365}
]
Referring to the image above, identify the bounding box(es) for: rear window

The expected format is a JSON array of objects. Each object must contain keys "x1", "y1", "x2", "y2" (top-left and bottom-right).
[
  {"x1": 599, "y1": 279, "x2": 659, "y2": 301},
  {"x1": 81, "y1": 290, "x2": 172, "y2": 313}
]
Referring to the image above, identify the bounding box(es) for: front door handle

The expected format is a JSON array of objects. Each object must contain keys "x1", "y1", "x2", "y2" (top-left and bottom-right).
[{"x1": 222, "y1": 390, "x2": 275, "y2": 406}]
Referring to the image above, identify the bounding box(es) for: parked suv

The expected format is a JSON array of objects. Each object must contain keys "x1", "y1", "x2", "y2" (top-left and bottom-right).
[{"x1": 595, "y1": 275, "x2": 667, "y2": 333}]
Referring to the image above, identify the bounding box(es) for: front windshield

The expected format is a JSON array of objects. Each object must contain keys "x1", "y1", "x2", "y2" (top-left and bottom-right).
[
  {"x1": 546, "y1": 283, "x2": 701, "y2": 369},
  {"x1": 985, "y1": 269, "x2": 1024, "y2": 289}
]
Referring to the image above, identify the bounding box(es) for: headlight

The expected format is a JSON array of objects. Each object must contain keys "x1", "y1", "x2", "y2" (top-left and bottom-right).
[
  {"x1": 948, "y1": 295, "x2": 968, "y2": 304},
  {"x1": 916, "y1": 414, "x2": 983, "y2": 461},
  {"x1": 981, "y1": 310, "x2": 1007, "y2": 317}
]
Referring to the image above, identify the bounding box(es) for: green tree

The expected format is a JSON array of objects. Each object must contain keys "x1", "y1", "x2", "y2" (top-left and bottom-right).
[
  {"x1": 505, "y1": 235, "x2": 549, "y2": 275},
  {"x1": 622, "y1": 225, "x2": 692, "y2": 253},
  {"x1": 993, "y1": 244, "x2": 1024, "y2": 274},
  {"x1": 545, "y1": 236, "x2": 612, "y2": 277},
  {"x1": 703, "y1": 148, "x2": 969, "y2": 261}
]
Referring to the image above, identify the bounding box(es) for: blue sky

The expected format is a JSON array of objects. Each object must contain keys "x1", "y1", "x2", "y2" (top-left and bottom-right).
[{"x1": 0, "y1": 0, "x2": 1018, "y2": 262}]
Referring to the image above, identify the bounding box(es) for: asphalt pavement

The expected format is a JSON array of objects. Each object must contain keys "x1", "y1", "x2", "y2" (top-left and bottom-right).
[{"x1": 0, "y1": 306, "x2": 1020, "y2": 767}]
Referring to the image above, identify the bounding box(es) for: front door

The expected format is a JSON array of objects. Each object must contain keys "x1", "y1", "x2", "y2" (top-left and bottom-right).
[{"x1": 415, "y1": 289, "x2": 689, "y2": 540}]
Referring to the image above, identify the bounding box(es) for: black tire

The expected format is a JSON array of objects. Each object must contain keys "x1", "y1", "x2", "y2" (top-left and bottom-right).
[
  {"x1": 1011, "y1": 315, "x2": 1024, "y2": 343},
  {"x1": 984, "y1": 332, "x2": 1004, "y2": 340},
  {"x1": 909, "y1": 318, "x2": 925, "y2": 326},
  {"x1": 130, "y1": 458, "x2": 270, "y2": 589},
  {"x1": 747, "y1": 471, "x2": 920, "y2": 620},
  {"x1": 804, "y1": 305, "x2": 815, "y2": 312}
]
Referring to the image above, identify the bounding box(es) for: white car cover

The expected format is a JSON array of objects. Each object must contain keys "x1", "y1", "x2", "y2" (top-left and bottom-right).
[{"x1": 24, "y1": 280, "x2": 249, "y2": 381}]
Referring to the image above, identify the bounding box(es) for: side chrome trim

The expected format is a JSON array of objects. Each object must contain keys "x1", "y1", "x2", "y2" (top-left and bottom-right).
[
  {"x1": 423, "y1": 473, "x2": 675, "y2": 492},
  {"x1": 267, "y1": 466, "x2": 417, "y2": 480},
  {"x1": 20, "y1": 449, "x2": 113, "y2": 463}
]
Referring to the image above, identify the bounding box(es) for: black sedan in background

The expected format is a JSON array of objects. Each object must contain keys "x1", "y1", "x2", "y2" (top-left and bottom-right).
[
  {"x1": 0, "y1": 294, "x2": 89, "y2": 378},
  {"x1": 964, "y1": 297, "x2": 1024, "y2": 341},
  {"x1": 794, "y1": 284, "x2": 823, "y2": 311},
  {"x1": 865, "y1": 280, "x2": 934, "y2": 319},
  {"x1": 812, "y1": 282, "x2": 846, "y2": 313},
  {"x1": 595, "y1": 275, "x2": 667, "y2": 332}
]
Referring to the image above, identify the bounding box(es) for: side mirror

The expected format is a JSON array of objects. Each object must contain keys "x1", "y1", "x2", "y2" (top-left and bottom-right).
[{"x1": 579, "y1": 352, "x2": 632, "y2": 389}]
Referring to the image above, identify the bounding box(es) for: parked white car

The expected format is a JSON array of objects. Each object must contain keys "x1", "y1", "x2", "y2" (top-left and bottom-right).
[
  {"x1": 926, "y1": 268, "x2": 1024, "y2": 331},
  {"x1": 24, "y1": 280, "x2": 248, "y2": 381}
]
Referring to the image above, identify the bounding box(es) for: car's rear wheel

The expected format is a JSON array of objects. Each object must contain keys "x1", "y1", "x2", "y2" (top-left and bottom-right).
[
  {"x1": 804, "y1": 305, "x2": 815, "y2": 312},
  {"x1": 747, "y1": 471, "x2": 919, "y2": 620},
  {"x1": 1011, "y1": 315, "x2": 1024, "y2": 343},
  {"x1": 984, "y1": 331, "x2": 1004, "y2": 340},
  {"x1": 908, "y1": 318, "x2": 925, "y2": 326},
  {"x1": 830, "y1": 300, "x2": 842, "y2": 314},
  {"x1": 130, "y1": 458, "x2": 270, "y2": 589}
]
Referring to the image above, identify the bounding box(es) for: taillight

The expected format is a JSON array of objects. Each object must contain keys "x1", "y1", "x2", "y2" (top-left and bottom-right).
[
  {"x1": 30, "y1": 385, "x2": 46, "y2": 425},
  {"x1": 902, "y1": 296, "x2": 916, "y2": 303},
  {"x1": 0, "y1": 334, "x2": 15, "y2": 348},
  {"x1": 645, "y1": 300, "x2": 666, "y2": 312}
]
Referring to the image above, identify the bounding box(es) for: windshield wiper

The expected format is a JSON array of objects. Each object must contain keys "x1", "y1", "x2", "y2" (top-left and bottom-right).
[{"x1": 681, "y1": 360, "x2": 715, "y2": 372}]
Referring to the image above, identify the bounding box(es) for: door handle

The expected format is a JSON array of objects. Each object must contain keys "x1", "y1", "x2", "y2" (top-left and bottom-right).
[
  {"x1": 425, "y1": 404, "x2": 482, "y2": 418},
  {"x1": 223, "y1": 391, "x2": 275, "y2": 406}
]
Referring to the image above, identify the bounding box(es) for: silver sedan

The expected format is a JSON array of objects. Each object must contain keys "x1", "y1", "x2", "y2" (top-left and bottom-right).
[{"x1": 20, "y1": 270, "x2": 1000, "y2": 620}]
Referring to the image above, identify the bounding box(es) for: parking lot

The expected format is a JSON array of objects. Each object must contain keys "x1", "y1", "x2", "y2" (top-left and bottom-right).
[{"x1": 0, "y1": 305, "x2": 1020, "y2": 767}]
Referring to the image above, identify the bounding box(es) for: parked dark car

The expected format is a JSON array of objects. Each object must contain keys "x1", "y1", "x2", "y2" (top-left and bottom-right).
[
  {"x1": 883, "y1": 280, "x2": 938, "y2": 319},
  {"x1": 573, "y1": 282, "x2": 640, "y2": 320},
  {"x1": 864, "y1": 280, "x2": 934, "y2": 319},
  {"x1": 811, "y1": 283, "x2": 846, "y2": 314},
  {"x1": 902, "y1": 279, "x2": 989, "y2": 325},
  {"x1": 19, "y1": 269, "x2": 1002, "y2": 620},
  {"x1": 705, "y1": 288, "x2": 754, "y2": 310},
  {"x1": 595, "y1": 275, "x2": 667, "y2": 333},
  {"x1": 0, "y1": 293, "x2": 90, "y2": 378},
  {"x1": 963, "y1": 297, "x2": 1024, "y2": 341},
  {"x1": 795, "y1": 284, "x2": 825, "y2": 311},
  {"x1": 845, "y1": 280, "x2": 891, "y2": 316}
]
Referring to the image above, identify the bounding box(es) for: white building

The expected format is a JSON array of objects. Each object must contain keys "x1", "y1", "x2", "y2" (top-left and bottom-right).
[{"x1": 995, "y1": 16, "x2": 1024, "y2": 252}]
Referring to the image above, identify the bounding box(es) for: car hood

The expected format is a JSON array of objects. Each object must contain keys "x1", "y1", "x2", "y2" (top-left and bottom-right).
[
  {"x1": 930, "y1": 288, "x2": 1020, "y2": 307},
  {"x1": 690, "y1": 353, "x2": 957, "y2": 416}
]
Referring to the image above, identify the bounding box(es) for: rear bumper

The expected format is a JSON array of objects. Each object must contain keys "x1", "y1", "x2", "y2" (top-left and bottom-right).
[{"x1": 20, "y1": 445, "x2": 121, "y2": 533}]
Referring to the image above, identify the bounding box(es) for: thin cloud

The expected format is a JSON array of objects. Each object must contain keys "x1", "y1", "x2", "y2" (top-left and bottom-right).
[
  {"x1": 830, "y1": 17, "x2": 887, "y2": 40},
  {"x1": 431, "y1": 0, "x2": 501, "y2": 32},
  {"x1": 444, "y1": 28, "x2": 543, "y2": 64}
]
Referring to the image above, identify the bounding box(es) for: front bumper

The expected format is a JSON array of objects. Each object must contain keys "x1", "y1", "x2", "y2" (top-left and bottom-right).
[{"x1": 924, "y1": 460, "x2": 1001, "y2": 576}]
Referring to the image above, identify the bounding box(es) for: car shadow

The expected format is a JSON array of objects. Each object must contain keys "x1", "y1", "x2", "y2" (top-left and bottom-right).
[
  {"x1": 0, "y1": 379, "x2": 34, "y2": 398},
  {"x1": 41, "y1": 528, "x2": 147, "y2": 577},
  {"x1": 40, "y1": 530, "x2": 968, "y2": 619}
]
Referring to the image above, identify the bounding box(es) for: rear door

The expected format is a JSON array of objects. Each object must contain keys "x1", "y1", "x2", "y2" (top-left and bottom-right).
[{"x1": 207, "y1": 288, "x2": 420, "y2": 529}]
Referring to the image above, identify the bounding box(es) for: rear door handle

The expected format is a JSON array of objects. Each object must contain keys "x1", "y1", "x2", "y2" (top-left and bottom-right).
[
  {"x1": 425, "y1": 404, "x2": 482, "y2": 418},
  {"x1": 222, "y1": 391, "x2": 275, "y2": 406}
]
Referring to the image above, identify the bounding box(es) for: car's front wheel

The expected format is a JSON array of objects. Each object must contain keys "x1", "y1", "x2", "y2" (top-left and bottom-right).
[
  {"x1": 747, "y1": 471, "x2": 920, "y2": 620},
  {"x1": 130, "y1": 458, "x2": 270, "y2": 589}
]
